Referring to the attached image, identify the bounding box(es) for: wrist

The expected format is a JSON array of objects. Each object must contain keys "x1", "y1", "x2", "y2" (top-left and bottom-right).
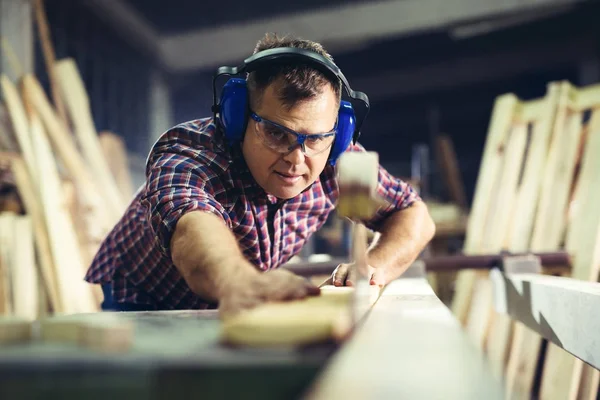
[{"x1": 216, "y1": 260, "x2": 260, "y2": 298}]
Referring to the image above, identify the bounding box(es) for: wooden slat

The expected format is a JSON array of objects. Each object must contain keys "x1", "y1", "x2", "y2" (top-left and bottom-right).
[
  {"x1": 0, "y1": 75, "x2": 37, "y2": 187},
  {"x1": 0, "y1": 102, "x2": 18, "y2": 152},
  {"x1": 32, "y1": 0, "x2": 68, "y2": 128},
  {"x1": 0, "y1": 212, "x2": 16, "y2": 315},
  {"x1": 505, "y1": 81, "x2": 588, "y2": 398},
  {"x1": 9, "y1": 156, "x2": 62, "y2": 312},
  {"x1": 539, "y1": 99, "x2": 600, "y2": 400},
  {"x1": 99, "y1": 131, "x2": 135, "y2": 201},
  {"x1": 465, "y1": 121, "x2": 529, "y2": 348},
  {"x1": 27, "y1": 107, "x2": 97, "y2": 314},
  {"x1": 451, "y1": 94, "x2": 518, "y2": 324},
  {"x1": 54, "y1": 59, "x2": 125, "y2": 216},
  {"x1": 10, "y1": 215, "x2": 38, "y2": 319},
  {"x1": 485, "y1": 83, "x2": 561, "y2": 376},
  {"x1": 21, "y1": 74, "x2": 117, "y2": 244}
]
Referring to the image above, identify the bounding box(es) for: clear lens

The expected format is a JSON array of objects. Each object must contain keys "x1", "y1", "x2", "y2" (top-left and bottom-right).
[{"x1": 255, "y1": 120, "x2": 335, "y2": 156}]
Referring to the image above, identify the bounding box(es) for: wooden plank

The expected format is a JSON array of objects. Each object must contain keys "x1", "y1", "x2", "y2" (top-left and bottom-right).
[
  {"x1": 10, "y1": 215, "x2": 38, "y2": 319},
  {"x1": 485, "y1": 83, "x2": 561, "y2": 376},
  {"x1": 306, "y1": 278, "x2": 508, "y2": 399},
  {"x1": 8, "y1": 155, "x2": 62, "y2": 312},
  {"x1": 98, "y1": 131, "x2": 135, "y2": 201},
  {"x1": 0, "y1": 212, "x2": 14, "y2": 314},
  {"x1": 451, "y1": 94, "x2": 518, "y2": 324},
  {"x1": 21, "y1": 74, "x2": 117, "y2": 246},
  {"x1": 490, "y1": 271, "x2": 600, "y2": 371},
  {"x1": 32, "y1": 0, "x2": 68, "y2": 128},
  {"x1": 0, "y1": 102, "x2": 18, "y2": 152},
  {"x1": 26, "y1": 106, "x2": 97, "y2": 314},
  {"x1": 539, "y1": 98, "x2": 600, "y2": 400},
  {"x1": 505, "y1": 81, "x2": 584, "y2": 397},
  {"x1": 54, "y1": 59, "x2": 125, "y2": 217},
  {"x1": 465, "y1": 121, "x2": 529, "y2": 348},
  {"x1": 0, "y1": 75, "x2": 37, "y2": 187}
]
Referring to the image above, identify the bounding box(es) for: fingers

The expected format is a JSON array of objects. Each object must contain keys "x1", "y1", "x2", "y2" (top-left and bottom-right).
[
  {"x1": 318, "y1": 276, "x2": 333, "y2": 288},
  {"x1": 370, "y1": 268, "x2": 387, "y2": 287},
  {"x1": 333, "y1": 264, "x2": 349, "y2": 287}
]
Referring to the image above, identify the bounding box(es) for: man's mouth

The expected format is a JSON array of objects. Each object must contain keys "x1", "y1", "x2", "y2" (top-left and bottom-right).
[{"x1": 275, "y1": 171, "x2": 302, "y2": 183}]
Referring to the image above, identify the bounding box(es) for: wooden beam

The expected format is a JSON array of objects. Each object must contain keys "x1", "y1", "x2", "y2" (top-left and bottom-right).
[
  {"x1": 490, "y1": 270, "x2": 600, "y2": 370},
  {"x1": 305, "y1": 278, "x2": 509, "y2": 399}
]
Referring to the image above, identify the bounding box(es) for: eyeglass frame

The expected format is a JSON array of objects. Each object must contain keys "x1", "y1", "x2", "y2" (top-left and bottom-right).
[{"x1": 249, "y1": 111, "x2": 337, "y2": 156}]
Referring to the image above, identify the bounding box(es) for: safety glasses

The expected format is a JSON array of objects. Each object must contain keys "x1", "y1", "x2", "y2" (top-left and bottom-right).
[{"x1": 250, "y1": 112, "x2": 336, "y2": 157}]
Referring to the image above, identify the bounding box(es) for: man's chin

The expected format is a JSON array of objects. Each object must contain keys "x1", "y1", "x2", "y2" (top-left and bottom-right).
[{"x1": 268, "y1": 182, "x2": 308, "y2": 200}]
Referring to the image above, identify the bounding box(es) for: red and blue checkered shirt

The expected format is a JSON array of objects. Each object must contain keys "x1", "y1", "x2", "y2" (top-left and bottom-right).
[{"x1": 84, "y1": 117, "x2": 421, "y2": 310}]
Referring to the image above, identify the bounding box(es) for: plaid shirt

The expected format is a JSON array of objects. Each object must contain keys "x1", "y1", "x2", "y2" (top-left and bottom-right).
[{"x1": 85, "y1": 118, "x2": 420, "y2": 310}]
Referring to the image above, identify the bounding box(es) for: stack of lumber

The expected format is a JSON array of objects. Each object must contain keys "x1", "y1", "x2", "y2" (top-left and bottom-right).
[
  {"x1": 0, "y1": 5, "x2": 135, "y2": 317},
  {"x1": 450, "y1": 80, "x2": 600, "y2": 399}
]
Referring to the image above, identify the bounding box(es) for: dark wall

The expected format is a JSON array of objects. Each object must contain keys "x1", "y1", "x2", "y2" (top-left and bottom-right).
[{"x1": 37, "y1": 0, "x2": 157, "y2": 157}]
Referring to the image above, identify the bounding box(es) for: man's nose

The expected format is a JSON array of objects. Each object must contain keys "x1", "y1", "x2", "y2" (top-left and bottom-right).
[{"x1": 282, "y1": 145, "x2": 305, "y2": 165}]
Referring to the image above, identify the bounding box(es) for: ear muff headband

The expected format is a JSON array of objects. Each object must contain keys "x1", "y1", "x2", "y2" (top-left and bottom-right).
[{"x1": 212, "y1": 47, "x2": 370, "y2": 164}]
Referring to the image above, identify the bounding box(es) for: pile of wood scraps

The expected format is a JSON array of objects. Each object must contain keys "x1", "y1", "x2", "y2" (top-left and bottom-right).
[
  {"x1": 450, "y1": 80, "x2": 600, "y2": 399},
  {"x1": 0, "y1": 3, "x2": 135, "y2": 318}
]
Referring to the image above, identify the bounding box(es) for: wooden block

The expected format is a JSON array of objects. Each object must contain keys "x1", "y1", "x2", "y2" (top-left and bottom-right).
[
  {"x1": 39, "y1": 315, "x2": 134, "y2": 352},
  {"x1": 0, "y1": 317, "x2": 33, "y2": 344},
  {"x1": 38, "y1": 318, "x2": 81, "y2": 343},
  {"x1": 78, "y1": 316, "x2": 134, "y2": 352},
  {"x1": 221, "y1": 285, "x2": 380, "y2": 347}
]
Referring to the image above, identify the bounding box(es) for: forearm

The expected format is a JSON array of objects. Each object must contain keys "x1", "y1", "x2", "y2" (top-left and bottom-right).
[
  {"x1": 366, "y1": 200, "x2": 436, "y2": 274},
  {"x1": 170, "y1": 211, "x2": 259, "y2": 302}
]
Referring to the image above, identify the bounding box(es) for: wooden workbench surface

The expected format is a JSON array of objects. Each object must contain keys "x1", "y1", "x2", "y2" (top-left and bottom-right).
[{"x1": 0, "y1": 310, "x2": 334, "y2": 399}]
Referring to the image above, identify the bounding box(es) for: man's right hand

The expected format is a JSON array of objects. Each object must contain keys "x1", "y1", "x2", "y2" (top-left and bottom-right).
[{"x1": 218, "y1": 268, "x2": 321, "y2": 319}]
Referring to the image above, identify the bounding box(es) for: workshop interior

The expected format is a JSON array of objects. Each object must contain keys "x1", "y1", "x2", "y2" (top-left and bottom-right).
[{"x1": 1, "y1": 0, "x2": 599, "y2": 398}]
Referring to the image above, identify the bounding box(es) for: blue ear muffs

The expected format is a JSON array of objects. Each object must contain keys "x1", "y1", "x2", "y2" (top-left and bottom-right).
[
  {"x1": 218, "y1": 78, "x2": 249, "y2": 146},
  {"x1": 218, "y1": 77, "x2": 357, "y2": 166},
  {"x1": 212, "y1": 47, "x2": 370, "y2": 166}
]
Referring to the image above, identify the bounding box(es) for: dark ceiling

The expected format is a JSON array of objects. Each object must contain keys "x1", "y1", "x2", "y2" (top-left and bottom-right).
[
  {"x1": 108, "y1": 0, "x2": 600, "y2": 201},
  {"x1": 122, "y1": 0, "x2": 371, "y2": 34}
]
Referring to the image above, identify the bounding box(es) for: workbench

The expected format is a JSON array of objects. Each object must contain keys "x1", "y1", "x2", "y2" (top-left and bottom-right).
[{"x1": 0, "y1": 278, "x2": 508, "y2": 399}]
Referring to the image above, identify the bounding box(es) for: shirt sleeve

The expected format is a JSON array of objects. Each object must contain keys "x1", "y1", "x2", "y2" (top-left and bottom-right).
[
  {"x1": 343, "y1": 142, "x2": 422, "y2": 232},
  {"x1": 140, "y1": 143, "x2": 231, "y2": 258}
]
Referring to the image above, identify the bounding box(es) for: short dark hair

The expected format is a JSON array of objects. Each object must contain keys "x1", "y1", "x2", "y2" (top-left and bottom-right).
[{"x1": 246, "y1": 33, "x2": 342, "y2": 111}]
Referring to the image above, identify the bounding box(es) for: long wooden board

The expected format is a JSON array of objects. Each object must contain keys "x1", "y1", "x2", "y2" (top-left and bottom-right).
[
  {"x1": 465, "y1": 119, "x2": 529, "y2": 349},
  {"x1": 451, "y1": 94, "x2": 519, "y2": 324},
  {"x1": 306, "y1": 278, "x2": 508, "y2": 399},
  {"x1": 9, "y1": 155, "x2": 62, "y2": 312},
  {"x1": 27, "y1": 107, "x2": 97, "y2": 314},
  {"x1": 54, "y1": 59, "x2": 125, "y2": 217},
  {"x1": 21, "y1": 74, "x2": 116, "y2": 250},
  {"x1": 0, "y1": 75, "x2": 37, "y2": 188}
]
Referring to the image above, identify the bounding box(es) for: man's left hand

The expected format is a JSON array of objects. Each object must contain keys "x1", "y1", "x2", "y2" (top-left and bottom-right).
[{"x1": 321, "y1": 262, "x2": 387, "y2": 288}]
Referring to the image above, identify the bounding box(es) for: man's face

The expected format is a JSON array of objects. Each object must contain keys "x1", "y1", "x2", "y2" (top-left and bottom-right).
[{"x1": 242, "y1": 81, "x2": 338, "y2": 199}]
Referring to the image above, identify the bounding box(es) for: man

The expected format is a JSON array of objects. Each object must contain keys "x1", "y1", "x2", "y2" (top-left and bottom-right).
[{"x1": 85, "y1": 33, "x2": 436, "y2": 317}]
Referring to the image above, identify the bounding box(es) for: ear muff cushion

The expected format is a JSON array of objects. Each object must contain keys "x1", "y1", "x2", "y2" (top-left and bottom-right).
[
  {"x1": 329, "y1": 100, "x2": 356, "y2": 165},
  {"x1": 219, "y1": 78, "x2": 249, "y2": 144}
]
